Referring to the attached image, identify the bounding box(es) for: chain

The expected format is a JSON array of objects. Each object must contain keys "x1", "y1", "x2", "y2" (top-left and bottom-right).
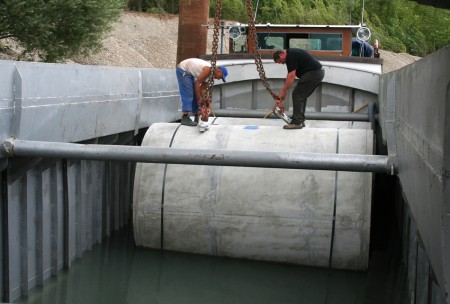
[
  {"x1": 202, "y1": 0, "x2": 278, "y2": 121},
  {"x1": 198, "y1": 0, "x2": 222, "y2": 121},
  {"x1": 205, "y1": 0, "x2": 222, "y2": 101},
  {"x1": 245, "y1": 0, "x2": 279, "y2": 101}
]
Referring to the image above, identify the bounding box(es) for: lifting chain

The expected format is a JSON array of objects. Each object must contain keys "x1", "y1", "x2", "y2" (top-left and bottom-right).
[
  {"x1": 245, "y1": 0, "x2": 279, "y2": 101},
  {"x1": 201, "y1": 0, "x2": 279, "y2": 122},
  {"x1": 200, "y1": 0, "x2": 222, "y2": 122}
]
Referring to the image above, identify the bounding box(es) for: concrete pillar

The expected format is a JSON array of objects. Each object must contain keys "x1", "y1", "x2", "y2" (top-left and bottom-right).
[{"x1": 176, "y1": 0, "x2": 210, "y2": 65}]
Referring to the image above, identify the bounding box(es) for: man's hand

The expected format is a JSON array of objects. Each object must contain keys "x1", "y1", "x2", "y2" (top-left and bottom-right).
[{"x1": 273, "y1": 99, "x2": 285, "y2": 113}]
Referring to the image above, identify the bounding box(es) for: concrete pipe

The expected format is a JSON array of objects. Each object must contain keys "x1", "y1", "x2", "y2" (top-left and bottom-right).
[{"x1": 133, "y1": 123, "x2": 374, "y2": 270}]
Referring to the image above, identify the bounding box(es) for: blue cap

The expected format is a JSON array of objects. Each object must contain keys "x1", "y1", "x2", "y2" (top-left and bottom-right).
[{"x1": 219, "y1": 66, "x2": 228, "y2": 82}]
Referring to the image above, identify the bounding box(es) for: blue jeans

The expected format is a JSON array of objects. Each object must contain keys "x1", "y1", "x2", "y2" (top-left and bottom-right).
[{"x1": 176, "y1": 67, "x2": 199, "y2": 114}]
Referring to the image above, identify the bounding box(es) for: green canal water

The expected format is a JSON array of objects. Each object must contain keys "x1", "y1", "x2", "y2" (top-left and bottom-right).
[{"x1": 16, "y1": 227, "x2": 385, "y2": 304}]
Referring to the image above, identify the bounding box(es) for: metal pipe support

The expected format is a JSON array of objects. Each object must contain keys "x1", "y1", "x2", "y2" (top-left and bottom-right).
[
  {"x1": 2, "y1": 139, "x2": 396, "y2": 174},
  {"x1": 213, "y1": 109, "x2": 370, "y2": 122}
]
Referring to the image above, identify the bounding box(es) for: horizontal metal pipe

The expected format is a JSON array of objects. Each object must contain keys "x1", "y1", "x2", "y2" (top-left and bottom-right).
[
  {"x1": 2, "y1": 139, "x2": 396, "y2": 174},
  {"x1": 213, "y1": 109, "x2": 370, "y2": 122}
]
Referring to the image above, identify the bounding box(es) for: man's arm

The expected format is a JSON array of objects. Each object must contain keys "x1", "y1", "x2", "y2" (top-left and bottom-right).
[
  {"x1": 278, "y1": 70, "x2": 296, "y2": 100},
  {"x1": 195, "y1": 67, "x2": 211, "y2": 102}
]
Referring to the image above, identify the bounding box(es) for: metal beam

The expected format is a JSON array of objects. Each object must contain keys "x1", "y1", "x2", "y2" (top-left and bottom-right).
[
  {"x1": 2, "y1": 139, "x2": 396, "y2": 174},
  {"x1": 213, "y1": 109, "x2": 370, "y2": 121}
]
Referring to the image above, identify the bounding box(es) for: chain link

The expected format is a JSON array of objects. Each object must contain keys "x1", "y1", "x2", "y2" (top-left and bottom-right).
[
  {"x1": 198, "y1": 0, "x2": 222, "y2": 121},
  {"x1": 245, "y1": 0, "x2": 279, "y2": 101},
  {"x1": 205, "y1": 0, "x2": 222, "y2": 101},
  {"x1": 203, "y1": 0, "x2": 278, "y2": 120}
]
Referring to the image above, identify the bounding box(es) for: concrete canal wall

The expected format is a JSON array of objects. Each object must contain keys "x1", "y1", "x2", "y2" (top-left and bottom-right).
[{"x1": 378, "y1": 45, "x2": 450, "y2": 303}]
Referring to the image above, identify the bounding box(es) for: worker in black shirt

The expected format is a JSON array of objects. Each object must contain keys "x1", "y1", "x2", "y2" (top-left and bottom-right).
[{"x1": 273, "y1": 49, "x2": 325, "y2": 129}]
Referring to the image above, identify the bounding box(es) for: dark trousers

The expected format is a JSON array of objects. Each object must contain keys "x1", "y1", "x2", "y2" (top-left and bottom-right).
[{"x1": 291, "y1": 69, "x2": 325, "y2": 124}]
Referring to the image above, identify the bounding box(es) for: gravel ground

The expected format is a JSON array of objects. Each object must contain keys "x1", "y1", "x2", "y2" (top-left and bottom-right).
[
  {"x1": 1, "y1": 11, "x2": 420, "y2": 73},
  {"x1": 73, "y1": 12, "x2": 181, "y2": 68},
  {"x1": 72, "y1": 11, "x2": 228, "y2": 69}
]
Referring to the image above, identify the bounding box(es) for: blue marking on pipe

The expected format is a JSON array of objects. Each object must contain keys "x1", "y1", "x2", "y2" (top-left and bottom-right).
[{"x1": 243, "y1": 125, "x2": 259, "y2": 130}]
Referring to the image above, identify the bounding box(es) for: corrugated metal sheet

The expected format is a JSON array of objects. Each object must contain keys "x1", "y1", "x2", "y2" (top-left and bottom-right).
[{"x1": 2, "y1": 149, "x2": 134, "y2": 301}]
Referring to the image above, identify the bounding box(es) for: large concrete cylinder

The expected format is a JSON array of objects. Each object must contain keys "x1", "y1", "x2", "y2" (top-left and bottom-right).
[
  {"x1": 133, "y1": 123, "x2": 373, "y2": 270},
  {"x1": 176, "y1": 0, "x2": 209, "y2": 65}
]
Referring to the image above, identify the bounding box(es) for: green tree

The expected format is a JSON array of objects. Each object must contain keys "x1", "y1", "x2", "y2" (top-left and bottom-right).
[
  {"x1": 256, "y1": 0, "x2": 303, "y2": 24},
  {"x1": 410, "y1": 3, "x2": 450, "y2": 54},
  {"x1": 0, "y1": 0, "x2": 124, "y2": 62},
  {"x1": 364, "y1": 0, "x2": 450, "y2": 55},
  {"x1": 210, "y1": 0, "x2": 246, "y2": 22}
]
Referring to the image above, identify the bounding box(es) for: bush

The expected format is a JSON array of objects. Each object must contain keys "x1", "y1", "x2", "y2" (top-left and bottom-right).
[{"x1": 0, "y1": 0, "x2": 124, "y2": 62}]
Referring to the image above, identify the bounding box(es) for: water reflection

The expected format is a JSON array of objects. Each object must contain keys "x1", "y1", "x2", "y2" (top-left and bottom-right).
[{"x1": 17, "y1": 227, "x2": 368, "y2": 304}]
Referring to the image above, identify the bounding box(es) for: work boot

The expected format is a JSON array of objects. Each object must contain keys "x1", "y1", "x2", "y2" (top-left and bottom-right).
[
  {"x1": 283, "y1": 123, "x2": 303, "y2": 130},
  {"x1": 181, "y1": 115, "x2": 197, "y2": 126}
]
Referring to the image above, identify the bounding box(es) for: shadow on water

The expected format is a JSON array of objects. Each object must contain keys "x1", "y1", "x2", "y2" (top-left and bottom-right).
[{"x1": 15, "y1": 225, "x2": 383, "y2": 304}]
